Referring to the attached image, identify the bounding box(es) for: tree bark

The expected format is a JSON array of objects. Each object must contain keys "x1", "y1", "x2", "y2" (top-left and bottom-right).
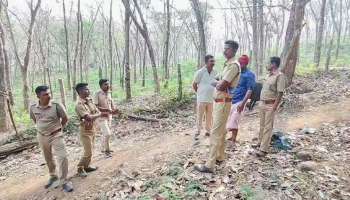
[
  {"x1": 123, "y1": 0, "x2": 131, "y2": 100},
  {"x1": 190, "y1": 0, "x2": 206, "y2": 68},
  {"x1": 257, "y1": 0, "x2": 264, "y2": 76},
  {"x1": 252, "y1": 0, "x2": 259, "y2": 77},
  {"x1": 162, "y1": 0, "x2": 171, "y2": 81},
  {"x1": 108, "y1": 0, "x2": 113, "y2": 91},
  {"x1": 314, "y1": 0, "x2": 327, "y2": 68},
  {"x1": 281, "y1": 0, "x2": 310, "y2": 84},
  {"x1": 0, "y1": 17, "x2": 10, "y2": 132},
  {"x1": 72, "y1": 0, "x2": 81, "y2": 100}
]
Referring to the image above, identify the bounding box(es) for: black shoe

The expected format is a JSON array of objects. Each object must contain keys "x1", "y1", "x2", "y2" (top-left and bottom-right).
[
  {"x1": 194, "y1": 164, "x2": 213, "y2": 173},
  {"x1": 62, "y1": 182, "x2": 74, "y2": 192},
  {"x1": 84, "y1": 166, "x2": 98, "y2": 173},
  {"x1": 216, "y1": 160, "x2": 225, "y2": 165},
  {"x1": 44, "y1": 176, "x2": 58, "y2": 189}
]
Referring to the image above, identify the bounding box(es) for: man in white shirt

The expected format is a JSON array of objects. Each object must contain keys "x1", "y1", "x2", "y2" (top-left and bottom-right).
[{"x1": 192, "y1": 55, "x2": 217, "y2": 139}]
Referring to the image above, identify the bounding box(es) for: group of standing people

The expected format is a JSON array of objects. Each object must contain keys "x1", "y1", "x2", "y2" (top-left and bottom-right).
[
  {"x1": 29, "y1": 79, "x2": 117, "y2": 192},
  {"x1": 193, "y1": 40, "x2": 287, "y2": 173},
  {"x1": 28, "y1": 39, "x2": 287, "y2": 193}
]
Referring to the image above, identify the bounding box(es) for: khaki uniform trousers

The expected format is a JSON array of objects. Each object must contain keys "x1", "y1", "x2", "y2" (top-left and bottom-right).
[
  {"x1": 98, "y1": 118, "x2": 112, "y2": 152},
  {"x1": 196, "y1": 102, "x2": 213, "y2": 134},
  {"x1": 206, "y1": 102, "x2": 231, "y2": 169},
  {"x1": 37, "y1": 132, "x2": 68, "y2": 184},
  {"x1": 78, "y1": 128, "x2": 95, "y2": 169},
  {"x1": 258, "y1": 103, "x2": 276, "y2": 152}
]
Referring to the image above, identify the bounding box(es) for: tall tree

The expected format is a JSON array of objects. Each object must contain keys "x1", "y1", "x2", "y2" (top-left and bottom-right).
[
  {"x1": 314, "y1": 0, "x2": 327, "y2": 68},
  {"x1": 162, "y1": 0, "x2": 171, "y2": 82},
  {"x1": 123, "y1": 0, "x2": 131, "y2": 100},
  {"x1": 6, "y1": 0, "x2": 41, "y2": 111},
  {"x1": 281, "y1": 0, "x2": 310, "y2": 83},
  {"x1": 108, "y1": 0, "x2": 113, "y2": 91},
  {"x1": 330, "y1": 0, "x2": 343, "y2": 59},
  {"x1": 0, "y1": 3, "x2": 9, "y2": 132},
  {"x1": 62, "y1": 0, "x2": 72, "y2": 90},
  {"x1": 72, "y1": 0, "x2": 81, "y2": 100},
  {"x1": 257, "y1": 0, "x2": 264, "y2": 75},
  {"x1": 252, "y1": 0, "x2": 259, "y2": 77},
  {"x1": 122, "y1": 0, "x2": 160, "y2": 93},
  {"x1": 190, "y1": 0, "x2": 206, "y2": 68}
]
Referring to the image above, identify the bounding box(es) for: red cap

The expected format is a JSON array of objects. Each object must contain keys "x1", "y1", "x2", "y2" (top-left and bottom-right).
[{"x1": 239, "y1": 55, "x2": 249, "y2": 66}]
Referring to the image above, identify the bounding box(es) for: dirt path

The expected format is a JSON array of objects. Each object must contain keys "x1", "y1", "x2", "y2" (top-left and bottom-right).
[{"x1": 1, "y1": 98, "x2": 349, "y2": 200}]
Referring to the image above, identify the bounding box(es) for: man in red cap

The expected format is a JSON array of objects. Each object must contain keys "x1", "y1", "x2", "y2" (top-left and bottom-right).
[{"x1": 226, "y1": 55, "x2": 256, "y2": 148}]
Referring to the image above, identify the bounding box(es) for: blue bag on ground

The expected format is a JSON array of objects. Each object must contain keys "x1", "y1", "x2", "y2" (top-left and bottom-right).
[{"x1": 271, "y1": 131, "x2": 292, "y2": 151}]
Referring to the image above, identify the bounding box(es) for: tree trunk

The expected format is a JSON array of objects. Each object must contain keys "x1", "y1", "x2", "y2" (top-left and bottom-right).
[
  {"x1": 177, "y1": 64, "x2": 182, "y2": 100},
  {"x1": 281, "y1": 0, "x2": 310, "y2": 84},
  {"x1": 78, "y1": 5, "x2": 84, "y2": 82},
  {"x1": 0, "y1": 21, "x2": 10, "y2": 132},
  {"x1": 62, "y1": 0, "x2": 72, "y2": 90},
  {"x1": 314, "y1": 0, "x2": 326, "y2": 68},
  {"x1": 72, "y1": 0, "x2": 81, "y2": 100},
  {"x1": 190, "y1": 0, "x2": 206, "y2": 68},
  {"x1": 142, "y1": 39, "x2": 146, "y2": 87},
  {"x1": 163, "y1": 0, "x2": 170, "y2": 81},
  {"x1": 257, "y1": 0, "x2": 264, "y2": 76},
  {"x1": 123, "y1": 0, "x2": 131, "y2": 100},
  {"x1": 252, "y1": 0, "x2": 259, "y2": 77},
  {"x1": 123, "y1": 0, "x2": 160, "y2": 93},
  {"x1": 108, "y1": 0, "x2": 113, "y2": 91}
]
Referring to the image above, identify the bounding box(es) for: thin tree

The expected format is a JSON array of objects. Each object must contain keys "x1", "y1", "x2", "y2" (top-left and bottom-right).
[
  {"x1": 6, "y1": 0, "x2": 41, "y2": 111},
  {"x1": 72, "y1": 0, "x2": 81, "y2": 100},
  {"x1": 62, "y1": 0, "x2": 72, "y2": 90},
  {"x1": 122, "y1": 0, "x2": 160, "y2": 93},
  {"x1": 123, "y1": 0, "x2": 131, "y2": 100},
  {"x1": 162, "y1": 0, "x2": 171, "y2": 82},
  {"x1": 314, "y1": 0, "x2": 326, "y2": 68},
  {"x1": 190, "y1": 0, "x2": 206, "y2": 68},
  {"x1": 108, "y1": 0, "x2": 113, "y2": 91}
]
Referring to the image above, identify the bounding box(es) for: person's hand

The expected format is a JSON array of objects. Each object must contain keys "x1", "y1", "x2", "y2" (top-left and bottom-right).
[{"x1": 237, "y1": 103, "x2": 245, "y2": 113}]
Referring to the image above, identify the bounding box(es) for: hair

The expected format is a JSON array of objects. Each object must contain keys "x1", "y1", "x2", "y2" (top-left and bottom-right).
[
  {"x1": 270, "y1": 56, "x2": 281, "y2": 68},
  {"x1": 35, "y1": 85, "x2": 49, "y2": 95},
  {"x1": 99, "y1": 79, "x2": 109, "y2": 86},
  {"x1": 75, "y1": 83, "x2": 89, "y2": 94},
  {"x1": 224, "y1": 40, "x2": 239, "y2": 51},
  {"x1": 204, "y1": 54, "x2": 214, "y2": 63}
]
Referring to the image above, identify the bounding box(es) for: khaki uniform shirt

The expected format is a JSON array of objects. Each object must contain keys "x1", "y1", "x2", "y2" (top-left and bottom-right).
[
  {"x1": 75, "y1": 97, "x2": 100, "y2": 130},
  {"x1": 30, "y1": 101, "x2": 67, "y2": 136},
  {"x1": 260, "y1": 72, "x2": 287, "y2": 101},
  {"x1": 214, "y1": 58, "x2": 241, "y2": 99},
  {"x1": 94, "y1": 90, "x2": 113, "y2": 119}
]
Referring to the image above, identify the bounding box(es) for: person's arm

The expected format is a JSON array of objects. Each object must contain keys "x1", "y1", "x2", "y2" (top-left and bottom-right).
[
  {"x1": 272, "y1": 74, "x2": 287, "y2": 111},
  {"x1": 57, "y1": 103, "x2": 68, "y2": 127},
  {"x1": 29, "y1": 107, "x2": 36, "y2": 124},
  {"x1": 237, "y1": 90, "x2": 252, "y2": 113},
  {"x1": 192, "y1": 82, "x2": 198, "y2": 92},
  {"x1": 216, "y1": 63, "x2": 239, "y2": 92}
]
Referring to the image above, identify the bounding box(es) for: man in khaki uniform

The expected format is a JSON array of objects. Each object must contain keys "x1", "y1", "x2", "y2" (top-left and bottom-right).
[
  {"x1": 94, "y1": 79, "x2": 118, "y2": 157},
  {"x1": 75, "y1": 83, "x2": 105, "y2": 177},
  {"x1": 192, "y1": 55, "x2": 217, "y2": 138},
  {"x1": 254, "y1": 56, "x2": 287, "y2": 157},
  {"x1": 195, "y1": 40, "x2": 241, "y2": 173},
  {"x1": 30, "y1": 85, "x2": 73, "y2": 192}
]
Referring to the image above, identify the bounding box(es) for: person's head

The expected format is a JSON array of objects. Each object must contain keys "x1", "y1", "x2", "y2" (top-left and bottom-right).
[
  {"x1": 205, "y1": 54, "x2": 215, "y2": 68},
  {"x1": 267, "y1": 56, "x2": 281, "y2": 72},
  {"x1": 223, "y1": 40, "x2": 239, "y2": 60},
  {"x1": 239, "y1": 55, "x2": 249, "y2": 69},
  {"x1": 99, "y1": 79, "x2": 110, "y2": 92},
  {"x1": 35, "y1": 85, "x2": 51, "y2": 104},
  {"x1": 75, "y1": 83, "x2": 90, "y2": 98}
]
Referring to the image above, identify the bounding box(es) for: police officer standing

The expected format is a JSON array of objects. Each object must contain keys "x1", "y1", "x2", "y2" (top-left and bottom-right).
[
  {"x1": 30, "y1": 85, "x2": 73, "y2": 192},
  {"x1": 75, "y1": 83, "x2": 107, "y2": 177},
  {"x1": 195, "y1": 40, "x2": 241, "y2": 173}
]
